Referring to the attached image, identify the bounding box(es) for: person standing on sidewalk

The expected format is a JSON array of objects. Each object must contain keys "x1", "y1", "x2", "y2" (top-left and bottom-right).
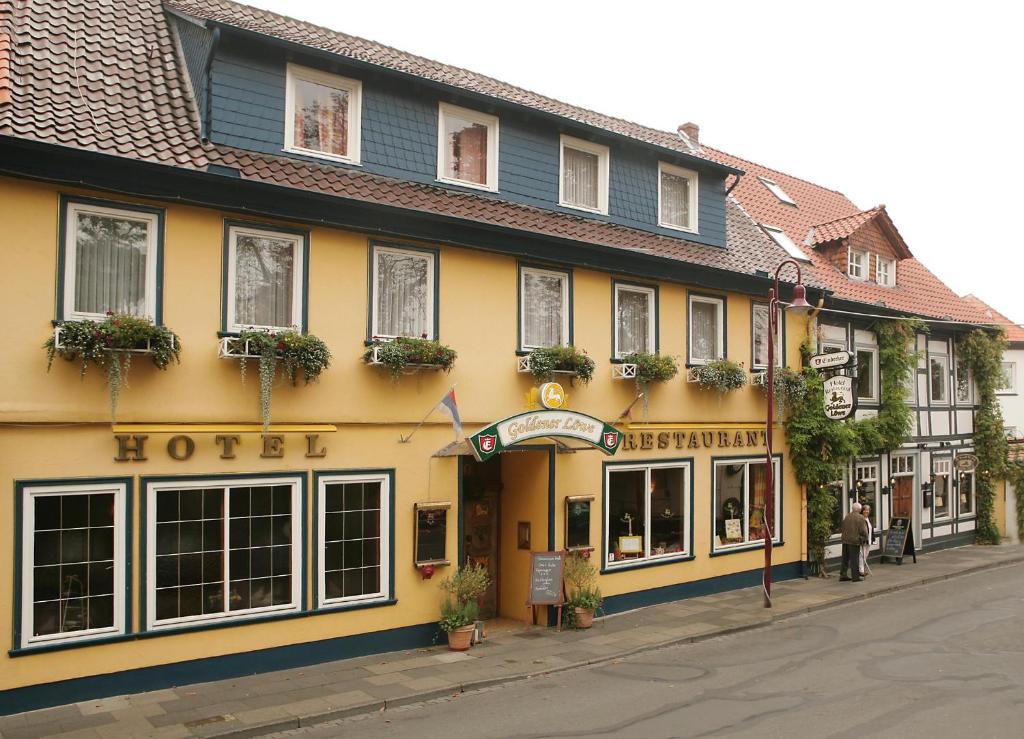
[
  {"x1": 840, "y1": 502, "x2": 869, "y2": 582},
  {"x1": 860, "y1": 504, "x2": 874, "y2": 577}
]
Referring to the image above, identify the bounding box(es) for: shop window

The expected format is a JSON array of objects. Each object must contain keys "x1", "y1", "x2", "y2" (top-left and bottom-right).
[
  {"x1": 752, "y1": 302, "x2": 783, "y2": 369},
  {"x1": 565, "y1": 495, "x2": 594, "y2": 550},
  {"x1": 930, "y1": 353, "x2": 949, "y2": 404},
  {"x1": 614, "y1": 283, "x2": 655, "y2": 358},
  {"x1": 689, "y1": 294, "x2": 724, "y2": 364},
  {"x1": 855, "y1": 463, "x2": 879, "y2": 530},
  {"x1": 958, "y1": 469, "x2": 975, "y2": 515},
  {"x1": 658, "y1": 162, "x2": 698, "y2": 232},
  {"x1": 414, "y1": 502, "x2": 449, "y2": 566},
  {"x1": 520, "y1": 265, "x2": 570, "y2": 351},
  {"x1": 856, "y1": 346, "x2": 879, "y2": 402},
  {"x1": 560, "y1": 135, "x2": 609, "y2": 214},
  {"x1": 370, "y1": 243, "x2": 437, "y2": 340},
  {"x1": 61, "y1": 198, "x2": 161, "y2": 321},
  {"x1": 225, "y1": 224, "x2": 306, "y2": 333},
  {"x1": 932, "y1": 459, "x2": 951, "y2": 519},
  {"x1": 147, "y1": 477, "x2": 301, "y2": 629},
  {"x1": 18, "y1": 481, "x2": 129, "y2": 649},
  {"x1": 713, "y1": 458, "x2": 781, "y2": 552},
  {"x1": 318, "y1": 473, "x2": 391, "y2": 608},
  {"x1": 284, "y1": 63, "x2": 362, "y2": 163},
  {"x1": 605, "y1": 463, "x2": 690, "y2": 568},
  {"x1": 827, "y1": 480, "x2": 846, "y2": 538},
  {"x1": 437, "y1": 102, "x2": 498, "y2": 190}
]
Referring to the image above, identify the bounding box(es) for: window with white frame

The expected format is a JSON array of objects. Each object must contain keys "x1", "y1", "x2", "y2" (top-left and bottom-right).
[
  {"x1": 371, "y1": 244, "x2": 436, "y2": 340},
  {"x1": 437, "y1": 102, "x2": 498, "y2": 190},
  {"x1": 847, "y1": 249, "x2": 867, "y2": 280},
  {"x1": 226, "y1": 225, "x2": 304, "y2": 332},
  {"x1": 147, "y1": 477, "x2": 302, "y2": 629},
  {"x1": 520, "y1": 266, "x2": 569, "y2": 350},
  {"x1": 997, "y1": 362, "x2": 1017, "y2": 394},
  {"x1": 827, "y1": 477, "x2": 848, "y2": 538},
  {"x1": 658, "y1": 162, "x2": 698, "y2": 232},
  {"x1": 757, "y1": 176, "x2": 796, "y2": 206},
  {"x1": 19, "y1": 481, "x2": 128, "y2": 649},
  {"x1": 856, "y1": 346, "x2": 879, "y2": 402},
  {"x1": 284, "y1": 64, "x2": 362, "y2": 163},
  {"x1": 958, "y1": 469, "x2": 975, "y2": 515},
  {"x1": 761, "y1": 225, "x2": 809, "y2": 262},
  {"x1": 932, "y1": 458, "x2": 951, "y2": 518},
  {"x1": 605, "y1": 462, "x2": 689, "y2": 567},
  {"x1": 614, "y1": 283, "x2": 655, "y2": 358},
  {"x1": 930, "y1": 352, "x2": 949, "y2": 404},
  {"x1": 560, "y1": 135, "x2": 609, "y2": 214},
  {"x1": 876, "y1": 257, "x2": 896, "y2": 287},
  {"x1": 689, "y1": 295, "x2": 724, "y2": 364},
  {"x1": 752, "y1": 303, "x2": 783, "y2": 369},
  {"x1": 855, "y1": 463, "x2": 879, "y2": 531},
  {"x1": 318, "y1": 473, "x2": 390, "y2": 607},
  {"x1": 892, "y1": 455, "x2": 915, "y2": 475},
  {"x1": 955, "y1": 358, "x2": 974, "y2": 404},
  {"x1": 62, "y1": 199, "x2": 160, "y2": 321},
  {"x1": 713, "y1": 458, "x2": 781, "y2": 550}
]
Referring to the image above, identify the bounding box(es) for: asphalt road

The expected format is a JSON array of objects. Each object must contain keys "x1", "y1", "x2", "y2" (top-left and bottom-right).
[{"x1": 273, "y1": 562, "x2": 1024, "y2": 738}]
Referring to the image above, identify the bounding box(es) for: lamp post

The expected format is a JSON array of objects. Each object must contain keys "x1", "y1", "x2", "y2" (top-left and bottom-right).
[{"x1": 764, "y1": 260, "x2": 811, "y2": 608}]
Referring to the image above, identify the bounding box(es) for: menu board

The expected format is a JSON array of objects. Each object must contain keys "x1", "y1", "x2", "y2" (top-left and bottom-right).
[
  {"x1": 527, "y1": 551, "x2": 565, "y2": 606},
  {"x1": 881, "y1": 516, "x2": 915, "y2": 564},
  {"x1": 414, "y1": 503, "x2": 449, "y2": 565}
]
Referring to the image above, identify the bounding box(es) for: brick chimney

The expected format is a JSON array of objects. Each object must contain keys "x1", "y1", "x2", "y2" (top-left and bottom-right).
[{"x1": 678, "y1": 122, "x2": 699, "y2": 145}]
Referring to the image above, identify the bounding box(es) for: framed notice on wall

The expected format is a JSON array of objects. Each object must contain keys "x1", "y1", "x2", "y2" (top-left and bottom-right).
[{"x1": 414, "y1": 502, "x2": 450, "y2": 566}]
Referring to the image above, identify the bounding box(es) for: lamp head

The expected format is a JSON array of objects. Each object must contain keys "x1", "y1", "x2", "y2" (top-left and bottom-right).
[{"x1": 786, "y1": 283, "x2": 812, "y2": 315}]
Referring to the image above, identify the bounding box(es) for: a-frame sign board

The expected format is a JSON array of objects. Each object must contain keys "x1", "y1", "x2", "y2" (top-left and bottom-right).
[{"x1": 880, "y1": 516, "x2": 917, "y2": 564}]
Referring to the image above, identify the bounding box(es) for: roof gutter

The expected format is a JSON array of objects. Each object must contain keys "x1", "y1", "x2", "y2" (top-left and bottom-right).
[{"x1": 724, "y1": 172, "x2": 742, "y2": 197}]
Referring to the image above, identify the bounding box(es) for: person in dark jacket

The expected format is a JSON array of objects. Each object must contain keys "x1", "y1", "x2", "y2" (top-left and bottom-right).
[{"x1": 839, "y1": 502, "x2": 869, "y2": 582}]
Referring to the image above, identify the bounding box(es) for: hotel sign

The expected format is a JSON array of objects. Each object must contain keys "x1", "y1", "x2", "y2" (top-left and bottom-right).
[
  {"x1": 810, "y1": 351, "x2": 854, "y2": 370},
  {"x1": 469, "y1": 410, "x2": 621, "y2": 462},
  {"x1": 823, "y1": 375, "x2": 856, "y2": 420}
]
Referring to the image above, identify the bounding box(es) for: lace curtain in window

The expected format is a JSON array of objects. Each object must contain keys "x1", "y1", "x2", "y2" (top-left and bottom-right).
[{"x1": 73, "y1": 213, "x2": 148, "y2": 316}]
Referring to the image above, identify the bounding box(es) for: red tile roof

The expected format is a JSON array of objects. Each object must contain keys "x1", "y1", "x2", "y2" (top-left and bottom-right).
[
  {"x1": 703, "y1": 146, "x2": 988, "y2": 323},
  {"x1": 960, "y1": 296, "x2": 1024, "y2": 343},
  {"x1": 164, "y1": 0, "x2": 732, "y2": 170}
]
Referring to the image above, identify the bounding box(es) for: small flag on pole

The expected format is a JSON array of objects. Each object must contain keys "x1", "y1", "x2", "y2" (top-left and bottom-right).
[{"x1": 436, "y1": 386, "x2": 463, "y2": 439}]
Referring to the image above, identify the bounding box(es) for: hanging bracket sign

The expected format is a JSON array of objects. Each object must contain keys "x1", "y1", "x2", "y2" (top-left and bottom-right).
[
  {"x1": 823, "y1": 375, "x2": 856, "y2": 420},
  {"x1": 810, "y1": 351, "x2": 854, "y2": 370},
  {"x1": 954, "y1": 454, "x2": 978, "y2": 473},
  {"x1": 469, "y1": 410, "x2": 622, "y2": 462}
]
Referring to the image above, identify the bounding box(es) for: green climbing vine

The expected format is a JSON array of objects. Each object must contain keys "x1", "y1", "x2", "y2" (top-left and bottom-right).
[
  {"x1": 958, "y1": 328, "x2": 1009, "y2": 544},
  {"x1": 1007, "y1": 457, "x2": 1024, "y2": 543}
]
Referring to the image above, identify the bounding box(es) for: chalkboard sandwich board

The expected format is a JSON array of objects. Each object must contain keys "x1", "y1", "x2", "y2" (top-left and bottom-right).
[
  {"x1": 881, "y1": 516, "x2": 917, "y2": 564},
  {"x1": 526, "y1": 551, "x2": 566, "y2": 631}
]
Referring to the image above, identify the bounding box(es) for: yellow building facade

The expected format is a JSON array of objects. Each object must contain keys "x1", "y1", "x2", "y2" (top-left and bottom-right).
[{"x1": 0, "y1": 175, "x2": 809, "y2": 704}]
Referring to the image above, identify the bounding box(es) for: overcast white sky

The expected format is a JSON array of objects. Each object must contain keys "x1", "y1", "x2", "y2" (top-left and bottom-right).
[{"x1": 247, "y1": 0, "x2": 1023, "y2": 324}]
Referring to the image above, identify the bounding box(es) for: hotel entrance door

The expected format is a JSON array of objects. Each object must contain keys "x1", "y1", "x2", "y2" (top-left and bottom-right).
[{"x1": 462, "y1": 457, "x2": 501, "y2": 619}]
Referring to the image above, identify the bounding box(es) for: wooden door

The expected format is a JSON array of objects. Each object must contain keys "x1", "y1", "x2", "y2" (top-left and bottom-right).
[
  {"x1": 892, "y1": 476, "x2": 914, "y2": 518},
  {"x1": 462, "y1": 457, "x2": 502, "y2": 619}
]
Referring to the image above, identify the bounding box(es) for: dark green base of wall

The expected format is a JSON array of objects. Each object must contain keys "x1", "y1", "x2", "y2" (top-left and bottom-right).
[
  {"x1": 3, "y1": 563, "x2": 803, "y2": 715},
  {"x1": 602, "y1": 562, "x2": 803, "y2": 616}
]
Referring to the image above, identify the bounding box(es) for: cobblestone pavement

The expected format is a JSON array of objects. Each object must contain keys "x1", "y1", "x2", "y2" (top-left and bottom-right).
[{"x1": 2, "y1": 544, "x2": 1021, "y2": 738}]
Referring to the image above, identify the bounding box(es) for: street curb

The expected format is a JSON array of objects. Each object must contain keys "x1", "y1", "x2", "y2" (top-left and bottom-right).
[{"x1": 211, "y1": 550, "x2": 1024, "y2": 738}]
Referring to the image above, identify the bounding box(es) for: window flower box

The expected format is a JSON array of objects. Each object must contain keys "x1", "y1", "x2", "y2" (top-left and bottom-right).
[
  {"x1": 687, "y1": 359, "x2": 747, "y2": 393},
  {"x1": 611, "y1": 363, "x2": 638, "y2": 380},
  {"x1": 45, "y1": 313, "x2": 181, "y2": 418},
  {"x1": 363, "y1": 337, "x2": 457, "y2": 379},
  {"x1": 620, "y1": 352, "x2": 678, "y2": 387},
  {"x1": 518, "y1": 346, "x2": 595, "y2": 385}
]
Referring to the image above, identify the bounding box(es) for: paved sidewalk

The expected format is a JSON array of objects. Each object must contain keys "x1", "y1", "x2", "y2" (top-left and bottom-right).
[{"x1": 3, "y1": 544, "x2": 1023, "y2": 739}]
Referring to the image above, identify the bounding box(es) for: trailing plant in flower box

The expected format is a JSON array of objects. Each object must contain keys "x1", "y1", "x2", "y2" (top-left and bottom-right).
[
  {"x1": 528, "y1": 345, "x2": 595, "y2": 384},
  {"x1": 752, "y1": 366, "x2": 807, "y2": 417},
  {"x1": 234, "y1": 329, "x2": 331, "y2": 431},
  {"x1": 622, "y1": 352, "x2": 679, "y2": 387},
  {"x1": 362, "y1": 336, "x2": 457, "y2": 379},
  {"x1": 690, "y1": 359, "x2": 747, "y2": 393},
  {"x1": 44, "y1": 312, "x2": 180, "y2": 418}
]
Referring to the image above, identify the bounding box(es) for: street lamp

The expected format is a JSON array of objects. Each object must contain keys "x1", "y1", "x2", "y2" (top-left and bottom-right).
[{"x1": 763, "y1": 260, "x2": 811, "y2": 608}]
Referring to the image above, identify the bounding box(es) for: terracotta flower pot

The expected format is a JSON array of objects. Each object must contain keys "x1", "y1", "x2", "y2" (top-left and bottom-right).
[
  {"x1": 574, "y1": 607, "x2": 595, "y2": 629},
  {"x1": 447, "y1": 624, "x2": 475, "y2": 651}
]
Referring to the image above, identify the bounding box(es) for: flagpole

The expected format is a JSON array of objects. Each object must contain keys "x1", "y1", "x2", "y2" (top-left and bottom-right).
[{"x1": 399, "y1": 384, "x2": 456, "y2": 443}]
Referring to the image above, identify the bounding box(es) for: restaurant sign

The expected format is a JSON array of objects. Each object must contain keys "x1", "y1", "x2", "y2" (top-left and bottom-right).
[{"x1": 469, "y1": 410, "x2": 621, "y2": 462}]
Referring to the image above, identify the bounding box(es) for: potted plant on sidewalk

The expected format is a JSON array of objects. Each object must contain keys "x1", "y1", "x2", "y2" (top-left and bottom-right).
[
  {"x1": 438, "y1": 563, "x2": 491, "y2": 651},
  {"x1": 563, "y1": 551, "x2": 602, "y2": 629}
]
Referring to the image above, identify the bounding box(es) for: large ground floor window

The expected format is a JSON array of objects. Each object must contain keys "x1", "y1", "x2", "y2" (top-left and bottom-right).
[
  {"x1": 316, "y1": 472, "x2": 391, "y2": 608},
  {"x1": 605, "y1": 461, "x2": 690, "y2": 568},
  {"x1": 713, "y1": 457, "x2": 781, "y2": 551},
  {"x1": 855, "y1": 462, "x2": 880, "y2": 531},
  {"x1": 958, "y1": 469, "x2": 975, "y2": 516},
  {"x1": 146, "y1": 476, "x2": 302, "y2": 630},
  {"x1": 19, "y1": 480, "x2": 129, "y2": 649},
  {"x1": 932, "y1": 458, "x2": 952, "y2": 519}
]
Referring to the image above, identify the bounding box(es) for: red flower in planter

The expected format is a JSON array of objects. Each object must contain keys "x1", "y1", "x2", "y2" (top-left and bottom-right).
[{"x1": 277, "y1": 342, "x2": 286, "y2": 351}]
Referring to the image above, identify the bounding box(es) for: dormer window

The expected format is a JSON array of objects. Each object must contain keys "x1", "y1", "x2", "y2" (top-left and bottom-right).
[
  {"x1": 284, "y1": 64, "x2": 362, "y2": 164},
  {"x1": 559, "y1": 135, "x2": 609, "y2": 214},
  {"x1": 847, "y1": 249, "x2": 867, "y2": 280},
  {"x1": 437, "y1": 103, "x2": 498, "y2": 191},
  {"x1": 658, "y1": 162, "x2": 698, "y2": 233},
  {"x1": 876, "y1": 257, "x2": 896, "y2": 287},
  {"x1": 758, "y1": 176, "x2": 796, "y2": 206}
]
